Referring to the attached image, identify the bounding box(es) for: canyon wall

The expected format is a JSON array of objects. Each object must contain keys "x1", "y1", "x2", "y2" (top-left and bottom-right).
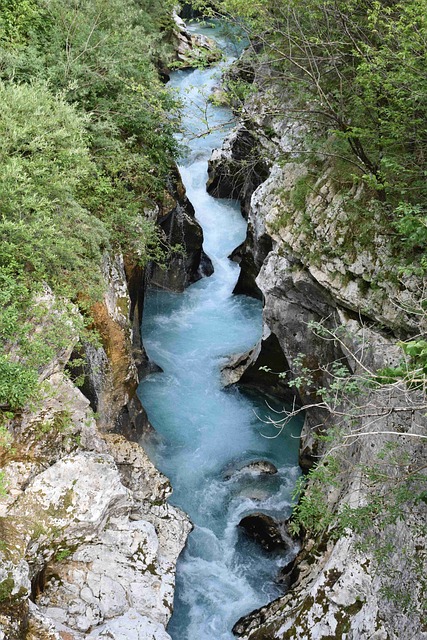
[
  {"x1": 0, "y1": 167, "x2": 207, "y2": 639},
  {"x1": 210, "y1": 89, "x2": 427, "y2": 639}
]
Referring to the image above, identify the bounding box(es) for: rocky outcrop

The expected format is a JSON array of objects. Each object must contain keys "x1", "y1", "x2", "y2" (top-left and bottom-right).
[
  {"x1": 207, "y1": 125, "x2": 270, "y2": 217},
  {"x1": 34, "y1": 439, "x2": 190, "y2": 638},
  {"x1": 233, "y1": 232, "x2": 426, "y2": 638},
  {"x1": 172, "y1": 13, "x2": 221, "y2": 69},
  {"x1": 206, "y1": 92, "x2": 305, "y2": 298},
  {"x1": 66, "y1": 253, "x2": 151, "y2": 442},
  {"x1": 0, "y1": 379, "x2": 191, "y2": 639},
  {"x1": 148, "y1": 168, "x2": 213, "y2": 292},
  {"x1": 238, "y1": 513, "x2": 293, "y2": 552},
  {"x1": 0, "y1": 377, "x2": 190, "y2": 640},
  {"x1": 210, "y1": 82, "x2": 427, "y2": 638},
  {"x1": 221, "y1": 332, "x2": 296, "y2": 402},
  {"x1": 0, "y1": 252, "x2": 192, "y2": 639},
  {"x1": 233, "y1": 304, "x2": 427, "y2": 638}
]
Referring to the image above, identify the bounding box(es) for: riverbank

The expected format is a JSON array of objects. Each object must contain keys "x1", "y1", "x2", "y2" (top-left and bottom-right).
[{"x1": 203, "y1": 31, "x2": 427, "y2": 637}]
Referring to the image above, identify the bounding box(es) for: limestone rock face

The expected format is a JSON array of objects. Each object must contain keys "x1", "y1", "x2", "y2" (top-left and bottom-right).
[
  {"x1": 207, "y1": 125, "x2": 270, "y2": 219},
  {"x1": 172, "y1": 13, "x2": 221, "y2": 69},
  {"x1": 0, "y1": 396, "x2": 190, "y2": 639},
  {"x1": 81, "y1": 253, "x2": 150, "y2": 440},
  {"x1": 87, "y1": 609, "x2": 172, "y2": 640},
  {"x1": 230, "y1": 184, "x2": 427, "y2": 639},
  {"x1": 210, "y1": 86, "x2": 427, "y2": 638},
  {"x1": 258, "y1": 162, "x2": 423, "y2": 334}
]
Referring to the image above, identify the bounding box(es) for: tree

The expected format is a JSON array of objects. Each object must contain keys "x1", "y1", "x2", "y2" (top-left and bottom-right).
[
  {"x1": 0, "y1": 0, "x2": 182, "y2": 414},
  {"x1": 195, "y1": 0, "x2": 427, "y2": 250}
]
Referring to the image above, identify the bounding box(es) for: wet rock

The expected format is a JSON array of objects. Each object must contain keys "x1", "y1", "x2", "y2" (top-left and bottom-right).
[
  {"x1": 238, "y1": 513, "x2": 292, "y2": 552},
  {"x1": 245, "y1": 460, "x2": 278, "y2": 475},
  {"x1": 114, "y1": 394, "x2": 154, "y2": 443},
  {"x1": 221, "y1": 333, "x2": 296, "y2": 403},
  {"x1": 207, "y1": 126, "x2": 269, "y2": 217},
  {"x1": 231, "y1": 237, "x2": 267, "y2": 299},
  {"x1": 148, "y1": 168, "x2": 214, "y2": 292},
  {"x1": 276, "y1": 556, "x2": 298, "y2": 590},
  {"x1": 223, "y1": 459, "x2": 278, "y2": 480}
]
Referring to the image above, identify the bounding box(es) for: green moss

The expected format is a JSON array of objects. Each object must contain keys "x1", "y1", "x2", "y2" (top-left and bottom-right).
[
  {"x1": 145, "y1": 562, "x2": 158, "y2": 575},
  {"x1": 0, "y1": 576, "x2": 14, "y2": 602},
  {"x1": 291, "y1": 174, "x2": 316, "y2": 211},
  {"x1": 62, "y1": 488, "x2": 74, "y2": 511},
  {"x1": 32, "y1": 522, "x2": 47, "y2": 539},
  {"x1": 54, "y1": 547, "x2": 73, "y2": 562}
]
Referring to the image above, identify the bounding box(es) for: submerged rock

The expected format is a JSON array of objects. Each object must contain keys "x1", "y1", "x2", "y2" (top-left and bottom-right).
[{"x1": 238, "y1": 513, "x2": 292, "y2": 552}]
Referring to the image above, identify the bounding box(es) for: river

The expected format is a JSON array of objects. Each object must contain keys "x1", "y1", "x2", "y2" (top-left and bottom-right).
[{"x1": 137, "y1": 23, "x2": 302, "y2": 640}]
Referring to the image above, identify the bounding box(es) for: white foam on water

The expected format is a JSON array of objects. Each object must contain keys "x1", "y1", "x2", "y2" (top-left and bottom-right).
[{"x1": 138, "y1": 27, "x2": 303, "y2": 640}]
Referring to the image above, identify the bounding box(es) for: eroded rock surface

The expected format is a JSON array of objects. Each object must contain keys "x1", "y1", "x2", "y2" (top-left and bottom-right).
[
  {"x1": 0, "y1": 255, "x2": 191, "y2": 640},
  {"x1": 0, "y1": 370, "x2": 191, "y2": 639},
  {"x1": 172, "y1": 13, "x2": 221, "y2": 69},
  {"x1": 223, "y1": 459, "x2": 278, "y2": 480},
  {"x1": 238, "y1": 513, "x2": 293, "y2": 552},
  {"x1": 209, "y1": 86, "x2": 427, "y2": 638},
  {"x1": 148, "y1": 168, "x2": 213, "y2": 292}
]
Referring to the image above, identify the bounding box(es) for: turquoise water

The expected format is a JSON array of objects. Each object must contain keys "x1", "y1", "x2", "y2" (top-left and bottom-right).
[{"x1": 137, "y1": 27, "x2": 302, "y2": 640}]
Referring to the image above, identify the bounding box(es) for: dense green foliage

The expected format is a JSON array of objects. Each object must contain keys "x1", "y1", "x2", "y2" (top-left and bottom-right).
[
  {"x1": 0, "y1": 0, "x2": 180, "y2": 415},
  {"x1": 196, "y1": 0, "x2": 427, "y2": 265}
]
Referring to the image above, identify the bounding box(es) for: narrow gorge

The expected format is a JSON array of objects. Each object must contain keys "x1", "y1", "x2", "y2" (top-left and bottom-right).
[
  {"x1": 138, "y1": 26, "x2": 302, "y2": 638},
  {"x1": 0, "y1": 2, "x2": 426, "y2": 640}
]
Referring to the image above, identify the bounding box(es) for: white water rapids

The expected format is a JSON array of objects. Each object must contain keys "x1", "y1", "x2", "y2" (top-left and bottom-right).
[{"x1": 137, "y1": 23, "x2": 302, "y2": 640}]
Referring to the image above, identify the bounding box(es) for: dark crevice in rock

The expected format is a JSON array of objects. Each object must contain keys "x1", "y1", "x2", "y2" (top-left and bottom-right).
[
  {"x1": 179, "y1": 4, "x2": 203, "y2": 20},
  {"x1": 231, "y1": 226, "x2": 273, "y2": 299},
  {"x1": 66, "y1": 346, "x2": 103, "y2": 414},
  {"x1": 124, "y1": 259, "x2": 162, "y2": 380},
  {"x1": 277, "y1": 555, "x2": 299, "y2": 591},
  {"x1": 222, "y1": 333, "x2": 298, "y2": 404},
  {"x1": 30, "y1": 567, "x2": 46, "y2": 603},
  {"x1": 113, "y1": 394, "x2": 154, "y2": 442},
  {"x1": 149, "y1": 204, "x2": 213, "y2": 292},
  {"x1": 124, "y1": 259, "x2": 151, "y2": 378},
  {"x1": 238, "y1": 513, "x2": 293, "y2": 552}
]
